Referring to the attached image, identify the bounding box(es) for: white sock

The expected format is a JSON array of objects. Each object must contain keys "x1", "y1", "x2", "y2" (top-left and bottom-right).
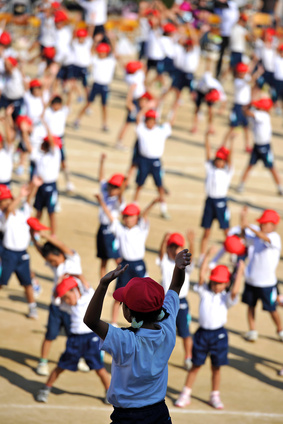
[
  {"x1": 160, "y1": 202, "x2": 167, "y2": 214},
  {"x1": 28, "y1": 302, "x2": 37, "y2": 308},
  {"x1": 182, "y1": 387, "x2": 192, "y2": 395}
]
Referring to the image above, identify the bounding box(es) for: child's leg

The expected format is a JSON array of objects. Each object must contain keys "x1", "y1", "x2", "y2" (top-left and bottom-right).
[
  {"x1": 269, "y1": 167, "x2": 283, "y2": 194},
  {"x1": 101, "y1": 105, "x2": 107, "y2": 130},
  {"x1": 24, "y1": 284, "x2": 35, "y2": 304},
  {"x1": 222, "y1": 127, "x2": 234, "y2": 148},
  {"x1": 183, "y1": 336, "x2": 193, "y2": 361},
  {"x1": 133, "y1": 185, "x2": 143, "y2": 202},
  {"x1": 48, "y1": 212, "x2": 56, "y2": 236},
  {"x1": 210, "y1": 366, "x2": 224, "y2": 409},
  {"x1": 36, "y1": 210, "x2": 43, "y2": 221},
  {"x1": 95, "y1": 367, "x2": 110, "y2": 390},
  {"x1": 243, "y1": 127, "x2": 250, "y2": 151},
  {"x1": 46, "y1": 366, "x2": 64, "y2": 388},
  {"x1": 269, "y1": 310, "x2": 283, "y2": 333},
  {"x1": 185, "y1": 365, "x2": 201, "y2": 389},
  {"x1": 190, "y1": 105, "x2": 200, "y2": 133},
  {"x1": 116, "y1": 122, "x2": 129, "y2": 146},
  {"x1": 207, "y1": 106, "x2": 214, "y2": 134},
  {"x1": 247, "y1": 305, "x2": 256, "y2": 330},
  {"x1": 200, "y1": 228, "x2": 211, "y2": 256},
  {"x1": 100, "y1": 259, "x2": 108, "y2": 279},
  {"x1": 76, "y1": 101, "x2": 92, "y2": 122},
  {"x1": 211, "y1": 365, "x2": 221, "y2": 391},
  {"x1": 111, "y1": 299, "x2": 120, "y2": 325},
  {"x1": 36, "y1": 366, "x2": 64, "y2": 402}
]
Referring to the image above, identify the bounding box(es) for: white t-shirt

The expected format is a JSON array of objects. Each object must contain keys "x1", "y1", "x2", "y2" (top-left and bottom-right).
[
  {"x1": 156, "y1": 253, "x2": 193, "y2": 299},
  {"x1": 160, "y1": 36, "x2": 175, "y2": 59},
  {"x1": 261, "y1": 46, "x2": 275, "y2": 72},
  {"x1": 68, "y1": 288, "x2": 95, "y2": 334},
  {"x1": 147, "y1": 29, "x2": 165, "y2": 60},
  {"x1": 234, "y1": 76, "x2": 251, "y2": 105},
  {"x1": 205, "y1": 161, "x2": 233, "y2": 198},
  {"x1": 125, "y1": 69, "x2": 146, "y2": 99},
  {"x1": 196, "y1": 71, "x2": 226, "y2": 100},
  {"x1": 2, "y1": 202, "x2": 31, "y2": 251},
  {"x1": 35, "y1": 146, "x2": 61, "y2": 183},
  {"x1": 252, "y1": 110, "x2": 271, "y2": 145},
  {"x1": 91, "y1": 55, "x2": 116, "y2": 85},
  {"x1": 274, "y1": 54, "x2": 283, "y2": 80},
  {"x1": 139, "y1": 17, "x2": 150, "y2": 41},
  {"x1": 136, "y1": 122, "x2": 171, "y2": 159},
  {"x1": 216, "y1": 1, "x2": 239, "y2": 37},
  {"x1": 99, "y1": 181, "x2": 125, "y2": 225},
  {"x1": 245, "y1": 231, "x2": 281, "y2": 287},
  {"x1": 30, "y1": 124, "x2": 47, "y2": 161},
  {"x1": 181, "y1": 46, "x2": 200, "y2": 73},
  {"x1": 72, "y1": 37, "x2": 93, "y2": 67},
  {"x1": 110, "y1": 218, "x2": 149, "y2": 261},
  {"x1": 173, "y1": 43, "x2": 185, "y2": 71},
  {"x1": 230, "y1": 24, "x2": 248, "y2": 53},
  {"x1": 0, "y1": 142, "x2": 13, "y2": 183},
  {"x1": 54, "y1": 26, "x2": 73, "y2": 66},
  {"x1": 39, "y1": 15, "x2": 56, "y2": 47},
  {"x1": 44, "y1": 106, "x2": 69, "y2": 137},
  {"x1": 23, "y1": 92, "x2": 45, "y2": 125},
  {"x1": 195, "y1": 283, "x2": 238, "y2": 330},
  {"x1": 77, "y1": 0, "x2": 108, "y2": 26},
  {"x1": 3, "y1": 68, "x2": 25, "y2": 99}
]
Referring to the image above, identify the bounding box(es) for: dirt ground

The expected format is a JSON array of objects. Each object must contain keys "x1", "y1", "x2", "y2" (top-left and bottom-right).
[{"x1": 0, "y1": 56, "x2": 283, "y2": 424}]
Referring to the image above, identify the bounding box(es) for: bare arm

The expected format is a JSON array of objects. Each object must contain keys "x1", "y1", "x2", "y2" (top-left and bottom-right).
[
  {"x1": 98, "y1": 153, "x2": 106, "y2": 182},
  {"x1": 5, "y1": 185, "x2": 29, "y2": 218},
  {"x1": 230, "y1": 260, "x2": 245, "y2": 300},
  {"x1": 30, "y1": 229, "x2": 44, "y2": 257},
  {"x1": 84, "y1": 264, "x2": 129, "y2": 339},
  {"x1": 199, "y1": 245, "x2": 218, "y2": 285},
  {"x1": 245, "y1": 225, "x2": 271, "y2": 244},
  {"x1": 39, "y1": 232, "x2": 74, "y2": 256},
  {"x1": 94, "y1": 193, "x2": 114, "y2": 223},
  {"x1": 159, "y1": 233, "x2": 170, "y2": 260},
  {"x1": 186, "y1": 230, "x2": 195, "y2": 261},
  {"x1": 204, "y1": 131, "x2": 211, "y2": 161},
  {"x1": 141, "y1": 197, "x2": 160, "y2": 221},
  {"x1": 4, "y1": 105, "x2": 16, "y2": 145},
  {"x1": 26, "y1": 176, "x2": 43, "y2": 205},
  {"x1": 168, "y1": 249, "x2": 192, "y2": 295}
]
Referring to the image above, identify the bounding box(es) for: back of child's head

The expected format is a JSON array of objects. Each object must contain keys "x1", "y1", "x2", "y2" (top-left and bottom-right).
[
  {"x1": 51, "y1": 96, "x2": 63, "y2": 107},
  {"x1": 42, "y1": 241, "x2": 63, "y2": 259}
]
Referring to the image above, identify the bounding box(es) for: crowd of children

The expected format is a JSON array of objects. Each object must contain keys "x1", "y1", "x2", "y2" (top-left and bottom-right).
[{"x1": 0, "y1": 0, "x2": 283, "y2": 421}]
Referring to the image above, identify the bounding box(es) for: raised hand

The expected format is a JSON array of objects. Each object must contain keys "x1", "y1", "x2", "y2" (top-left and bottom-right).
[
  {"x1": 175, "y1": 249, "x2": 191, "y2": 270},
  {"x1": 100, "y1": 264, "x2": 129, "y2": 286}
]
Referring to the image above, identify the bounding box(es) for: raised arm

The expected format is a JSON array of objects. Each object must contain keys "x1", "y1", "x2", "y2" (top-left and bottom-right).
[
  {"x1": 141, "y1": 197, "x2": 160, "y2": 221},
  {"x1": 169, "y1": 249, "x2": 191, "y2": 295},
  {"x1": 98, "y1": 153, "x2": 106, "y2": 182},
  {"x1": 39, "y1": 232, "x2": 74, "y2": 256},
  {"x1": 204, "y1": 131, "x2": 211, "y2": 161},
  {"x1": 159, "y1": 233, "x2": 170, "y2": 260},
  {"x1": 94, "y1": 193, "x2": 114, "y2": 223},
  {"x1": 84, "y1": 264, "x2": 128, "y2": 339},
  {"x1": 199, "y1": 245, "x2": 218, "y2": 285},
  {"x1": 230, "y1": 260, "x2": 245, "y2": 300},
  {"x1": 4, "y1": 105, "x2": 16, "y2": 145},
  {"x1": 186, "y1": 230, "x2": 195, "y2": 261}
]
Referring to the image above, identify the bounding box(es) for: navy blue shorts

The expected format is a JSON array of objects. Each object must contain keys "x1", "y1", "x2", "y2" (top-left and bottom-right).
[
  {"x1": 45, "y1": 303, "x2": 71, "y2": 340},
  {"x1": 96, "y1": 224, "x2": 120, "y2": 259},
  {"x1": 126, "y1": 99, "x2": 139, "y2": 123},
  {"x1": 34, "y1": 182, "x2": 58, "y2": 213},
  {"x1": 195, "y1": 90, "x2": 213, "y2": 108},
  {"x1": 111, "y1": 400, "x2": 172, "y2": 424},
  {"x1": 172, "y1": 70, "x2": 194, "y2": 91},
  {"x1": 72, "y1": 65, "x2": 88, "y2": 87},
  {"x1": 88, "y1": 82, "x2": 109, "y2": 105},
  {"x1": 58, "y1": 332, "x2": 104, "y2": 371},
  {"x1": 256, "y1": 70, "x2": 274, "y2": 89},
  {"x1": 249, "y1": 143, "x2": 273, "y2": 168},
  {"x1": 56, "y1": 65, "x2": 74, "y2": 81},
  {"x1": 176, "y1": 298, "x2": 191, "y2": 338},
  {"x1": 242, "y1": 283, "x2": 277, "y2": 312},
  {"x1": 115, "y1": 259, "x2": 146, "y2": 290},
  {"x1": 131, "y1": 139, "x2": 141, "y2": 166},
  {"x1": 230, "y1": 51, "x2": 243, "y2": 68},
  {"x1": 147, "y1": 58, "x2": 164, "y2": 75},
  {"x1": 139, "y1": 41, "x2": 147, "y2": 60},
  {"x1": 155, "y1": 57, "x2": 175, "y2": 76},
  {"x1": 273, "y1": 79, "x2": 283, "y2": 102},
  {"x1": 192, "y1": 327, "x2": 228, "y2": 367},
  {"x1": 136, "y1": 156, "x2": 163, "y2": 187},
  {"x1": 30, "y1": 160, "x2": 36, "y2": 181},
  {"x1": 0, "y1": 248, "x2": 31, "y2": 286},
  {"x1": 229, "y1": 103, "x2": 248, "y2": 128},
  {"x1": 0, "y1": 95, "x2": 24, "y2": 120},
  {"x1": 201, "y1": 197, "x2": 230, "y2": 229}
]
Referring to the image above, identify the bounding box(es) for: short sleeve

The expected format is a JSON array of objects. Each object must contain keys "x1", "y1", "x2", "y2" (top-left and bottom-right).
[
  {"x1": 100, "y1": 324, "x2": 136, "y2": 365},
  {"x1": 110, "y1": 219, "x2": 123, "y2": 237},
  {"x1": 161, "y1": 122, "x2": 171, "y2": 138}
]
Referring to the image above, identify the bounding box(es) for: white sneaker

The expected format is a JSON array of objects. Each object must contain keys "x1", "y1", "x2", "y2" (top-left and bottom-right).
[
  {"x1": 278, "y1": 330, "x2": 283, "y2": 342},
  {"x1": 77, "y1": 357, "x2": 90, "y2": 372},
  {"x1": 36, "y1": 361, "x2": 49, "y2": 376},
  {"x1": 66, "y1": 182, "x2": 75, "y2": 192},
  {"x1": 36, "y1": 387, "x2": 50, "y2": 402},
  {"x1": 184, "y1": 357, "x2": 193, "y2": 371},
  {"x1": 236, "y1": 183, "x2": 244, "y2": 193},
  {"x1": 175, "y1": 388, "x2": 191, "y2": 408},
  {"x1": 15, "y1": 165, "x2": 24, "y2": 176},
  {"x1": 27, "y1": 305, "x2": 38, "y2": 320},
  {"x1": 244, "y1": 330, "x2": 258, "y2": 342},
  {"x1": 209, "y1": 391, "x2": 224, "y2": 409}
]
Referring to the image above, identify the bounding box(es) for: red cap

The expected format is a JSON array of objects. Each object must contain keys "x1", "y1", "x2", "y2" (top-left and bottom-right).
[
  {"x1": 125, "y1": 61, "x2": 142, "y2": 74},
  {"x1": 184, "y1": 38, "x2": 193, "y2": 46},
  {"x1": 29, "y1": 79, "x2": 42, "y2": 89},
  {"x1": 163, "y1": 23, "x2": 177, "y2": 33},
  {"x1": 145, "y1": 9, "x2": 160, "y2": 17},
  {"x1": 252, "y1": 98, "x2": 273, "y2": 111},
  {"x1": 205, "y1": 89, "x2": 220, "y2": 103},
  {"x1": 108, "y1": 173, "x2": 124, "y2": 187},
  {"x1": 145, "y1": 109, "x2": 157, "y2": 119},
  {"x1": 257, "y1": 209, "x2": 280, "y2": 225},
  {"x1": 43, "y1": 135, "x2": 62, "y2": 148},
  {"x1": 54, "y1": 10, "x2": 68, "y2": 23},
  {"x1": 215, "y1": 146, "x2": 230, "y2": 161},
  {"x1": 0, "y1": 31, "x2": 12, "y2": 45},
  {"x1": 76, "y1": 28, "x2": 88, "y2": 38},
  {"x1": 235, "y1": 62, "x2": 249, "y2": 73},
  {"x1": 55, "y1": 276, "x2": 78, "y2": 298},
  {"x1": 122, "y1": 203, "x2": 140, "y2": 216},
  {"x1": 278, "y1": 44, "x2": 283, "y2": 52},
  {"x1": 96, "y1": 42, "x2": 111, "y2": 53},
  {"x1": 140, "y1": 91, "x2": 153, "y2": 100},
  {"x1": 113, "y1": 277, "x2": 165, "y2": 313},
  {"x1": 210, "y1": 265, "x2": 231, "y2": 284},
  {"x1": 51, "y1": 1, "x2": 61, "y2": 9},
  {"x1": 0, "y1": 184, "x2": 12, "y2": 201},
  {"x1": 6, "y1": 56, "x2": 18, "y2": 67},
  {"x1": 224, "y1": 235, "x2": 246, "y2": 256},
  {"x1": 27, "y1": 217, "x2": 50, "y2": 231},
  {"x1": 240, "y1": 13, "x2": 248, "y2": 22},
  {"x1": 15, "y1": 115, "x2": 33, "y2": 128},
  {"x1": 167, "y1": 232, "x2": 185, "y2": 247},
  {"x1": 43, "y1": 46, "x2": 56, "y2": 59}
]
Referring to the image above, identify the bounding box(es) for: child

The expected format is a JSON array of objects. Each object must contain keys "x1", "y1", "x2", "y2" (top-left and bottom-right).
[
  {"x1": 134, "y1": 109, "x2": 172, "y2": 219},
  {"x1": 36, "y1": 275, "x2": 110, "y2": 403},
  {"x1": 199, "y1": 132, "x2": 233, "y2": 262},
  {"x1": 95, "y1": 196, "x2": 159, "y2": 325},
  {"x1": 0, "y1": 178, "x2": 42, "y2": 319},
  {"x1": 224, "y1": 13, "x2": 249, "y2": 78},
  {"x1": 0, "y1": 57, "x2": 26, "y2": 120},
  {"x1": 83, "y1": 249, "x2": 191, "y2": 422},
  {"x1": 71, "y1": 28, "x2": 93, "y2": 100},
  {"x1": 74, "y1": 42, "x2": 116, "y2": 131},
  {"x1": 236, "y1": 98, "x2": 283, "y2": 195},
  {"x1": 31, "y1": 229, "x2": 87, "y2": 376},
  {"x1": 157, "y1": 230, "x2": 195, "y2": 370},
  {"x1": 241, "y1": 208, "x2": 283, "y2": 342},
  {"x1": 96, "y1": 153, "x2": 125, "y2": 278},
  {"x1": 146, "y1": 14, "x2": 166, "y2": 88},
  {"x1": 175, "y1": 249, "x2": 244, "y2": 409},
  {"x1": 0, "y1": 107, "x2": 16, "y2": 187}
]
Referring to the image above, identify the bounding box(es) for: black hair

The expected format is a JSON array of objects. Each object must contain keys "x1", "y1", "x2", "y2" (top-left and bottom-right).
[
  {"x1": 41, "y1": 241, "x2": 64, "y2": 258},
  {"x1": 51, "y1": 96, "x2": 62, "y2": 105},
  {"x1": 122, "y1": 306, "x2": 170, "y2": 334}
]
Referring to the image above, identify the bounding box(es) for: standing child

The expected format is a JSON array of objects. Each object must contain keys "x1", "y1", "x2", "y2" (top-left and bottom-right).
[
  {"x1": 95, "y1": 196, "x2": 159, "y2": 325},
  {"x1": 84, "y1": 249, "x2": 191, "y2": 423},
  {"x1": 236, "y1": 97, "x2": 283, "y2": 195},
  {"x1": 36, "y1": 275, "x2": 110, "y2": 403},
  {"x1": 241, "y1": 208, "x2": 283, "y2": 342},
  {"x1": 175, "y1": 249, "x2": 244, "y2": 409},
  {"x1": 96, "y1": 153, "x2": 125, "y2": 278},
  {"x1": 71, "y1": 28, "x2": 93, "y2": 101},
  {"x1": 157, "y1": 230, "x2": 195, "y2": 370}
]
